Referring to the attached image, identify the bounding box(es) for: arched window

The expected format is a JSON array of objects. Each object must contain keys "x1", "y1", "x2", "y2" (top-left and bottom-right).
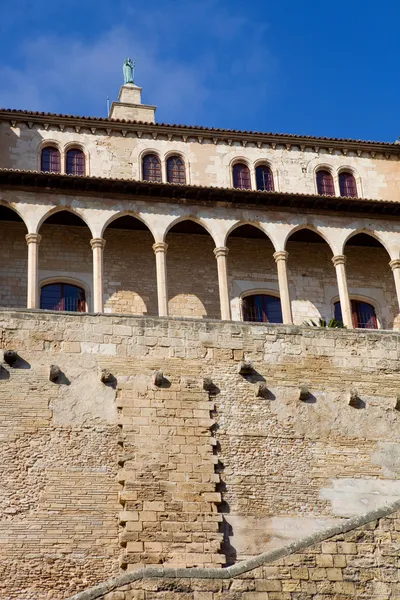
[
  {"x1": 142, "y1": 154, "x2": 162, "y2": 182},
  {"x1": 40, "y1": 283, "x2": 86, "y2": 312},
  {"x1": 316, "y1": 170, "x2": 335, "y2": 196},
  {"x1": 41, "y1": 147, "x2": 60, "y2": 173},
  {"x1": 66, "y1": 149, "x2": 85, "y2": 176},
  {"x1": 334, "y1": 300, "x2": 377, "y2": 329},
  {"x1": 242, "y1": 294, "x2": 282, "y2": 323},
  {"x1": 339, "y1": 172, "x2": 358, "y2": 197},
  {"x1": 166, "y1": 155, "x2": 186, "y2": 184},
  {"x1": 255, "y1": 165, "x2": 274, "y2": 191},
  {"x1": 233, "y1": 163, "x2": 251, "y2": 190}
]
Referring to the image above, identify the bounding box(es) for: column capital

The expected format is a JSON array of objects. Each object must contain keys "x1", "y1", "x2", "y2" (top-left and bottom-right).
[
  {"x1": 214, "y1": 246, "x2": 229, "y2": 259},
  {"x1": 332, "y1": 254, "x2": 347, "y2": 267},
  {"x1": 25, "y1": 233, "x2": 41, "y2": 245},
  {"x1": 273, "y1": 250, "x2": 288, "y2": 263},
  {"x1": 90, "y1": 237, "x2": 106, "y2": 250},
  {"x1": 389, "y1": 259, "x2": 400, "y2": 271},
  {"x1": 152, "y1": 242, "x2": 168, "y2": 254}
]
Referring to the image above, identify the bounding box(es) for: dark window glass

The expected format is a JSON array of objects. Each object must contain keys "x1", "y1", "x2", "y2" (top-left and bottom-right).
[
  {"x1": 339, "y1": 172, "x2": 358, "y2": 197},
  {"x1": 66, "y1": 149, "x2": 85, "y2": 176},
  {"x1": 41, "y1": 147, "x2": 60, "y2": 173},
  {"x1": 233, "y1": 163, "x2": 251, "y2": 190},
  {"x1": 334, "y1": 300, "x2": 377, "y2": 329},
  {"x1": 316, "y1": 170, "x2": 335, "y2": 195},
  {"x1": 142, "y1": 154, "x2": 162, "y2": 182},
  {"x1": 166, "y1": 156, "x2": 186, "y2": 184},
  {"x1": 256, "y1": 165, "x2": 274, "y2": 191},
  {"x1": 242, "y1": 294, "x2": 283, "y2": 323},
  {"x1": 40, "y1": 283, "x2": 86, "y2": 312}
]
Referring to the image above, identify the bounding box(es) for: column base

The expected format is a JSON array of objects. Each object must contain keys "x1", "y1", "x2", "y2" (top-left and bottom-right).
[{"x1": 393, "y1": 314, "x2": 400, "y2": 330}]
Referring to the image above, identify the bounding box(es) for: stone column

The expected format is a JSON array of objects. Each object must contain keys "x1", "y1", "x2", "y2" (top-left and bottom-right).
[
  {"x1": 214, "y1": 246, "x2": 231, "y2": 320},
  {"x1": 26, "y1": 233, "x2": 41, "y2": 309},
  {"x1": 389, "y1": 261, "x2": 400, "y2": 325},
  {"x1": 153, "y1": 242, "x2": 169, "y2": 317},
  {"x1": 90, "y1": 238, "x2": 106, "y2": 313},
  {"x1": 332, "y1": 255, "x2": 353, "y2": 329},
  {"x1": 273, "y1": 251, "x2": 293, "y2": 324}
]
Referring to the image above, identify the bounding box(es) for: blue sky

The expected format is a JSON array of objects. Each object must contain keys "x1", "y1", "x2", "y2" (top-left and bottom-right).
[{"x1": 0, "y1": 0, "x2": 398, "y2": 142}]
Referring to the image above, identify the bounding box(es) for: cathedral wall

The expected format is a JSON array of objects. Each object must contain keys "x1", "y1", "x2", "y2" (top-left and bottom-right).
[
  {"x1": 0, "y1": 311, "x2": 400, "y2": 598},
  {"x1": 1, "y1": 120, "x2": 399, "y2": 201}
]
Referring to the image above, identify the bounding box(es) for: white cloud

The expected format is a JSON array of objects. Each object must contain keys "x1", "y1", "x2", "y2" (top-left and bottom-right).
[{"x1": 0, "y1": 0, "x2": 277, "y2": 127}]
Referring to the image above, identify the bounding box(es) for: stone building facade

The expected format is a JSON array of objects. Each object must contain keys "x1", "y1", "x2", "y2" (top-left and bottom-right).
[{"x1": 1, "y1": 80, "x2": 400, "y2": 599}]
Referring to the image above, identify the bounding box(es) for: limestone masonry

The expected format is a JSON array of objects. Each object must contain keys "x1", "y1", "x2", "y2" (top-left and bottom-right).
[{"x1": 1, "y1": 76, "x2": 400, "y2": 599}]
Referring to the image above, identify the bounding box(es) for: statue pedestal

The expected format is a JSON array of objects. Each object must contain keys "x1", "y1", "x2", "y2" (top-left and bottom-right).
[{"x1": 109, "y1": 84, "x2": 156, "y2": 123}]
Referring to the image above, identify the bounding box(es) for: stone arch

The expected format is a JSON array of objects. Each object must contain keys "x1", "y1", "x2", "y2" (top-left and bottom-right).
[
  {"x1": 0, "y1": 204, "x2": 29, "y2": 308},
  {"x1": 37, "y1": 209, "x2": 93, "y2": 311},
  {"x1": 101, "y1": 211, "x2": 157, "y2": 241},
  {"x1": 163, "y1": 215, "x2": 218, "y2": 246},
  {"x1": 166, "y1": 219, "x2": 219, "y2": 319},
  {"x1": 284, "y1": 224, "x2": 335, "y2": 254},
  {"x1": 37, "y1": 206, "x2": 94, "y2": 236},
  {"x1": 103, "y1": 214, "x2": 158, "y2": 316},
  {"x1": 342, "y1": 229, "x2": 391, "y2": 257},
  {"x1": 226, "y1": 223, "x2": 279, "y2": 321},
  {"x1": 286, "y1": 226, "x2": 339, "y2": 325},
  {"x1": 224, "y1": 220, "x2": 277, "y2": 248},
  {"x1": 343, "y1": 231, "x2": 396, "y2": 329}
]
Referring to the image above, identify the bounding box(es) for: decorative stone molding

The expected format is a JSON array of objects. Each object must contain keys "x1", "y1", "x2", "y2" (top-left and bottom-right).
[
  {"x1": 25, "y1": 233, "x2": 41, "y2": 245},
  {"x1": 152, "y1": 242, "x2": 168, "y2": 254},
  {"x1": 90, "y1": 237, "x2": 106, "y2": 250},
  {"x1": 331, "y1": 254, "x2": 347, "y2": 267},
  {"x1": 213, "y1": 246, "x2": 229, "y2": 259},
  {"x1": 273, "y1": 250, "x2": 288, "y2": 263},
  {"x1": 389, "y1": 259, "x2": 400, "y2": 271}
]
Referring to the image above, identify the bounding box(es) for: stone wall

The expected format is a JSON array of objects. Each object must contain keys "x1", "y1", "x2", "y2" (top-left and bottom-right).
[
  {"x1": 1, "y1": 119, "x2": 399, "y2": 201},
  {"x1": 66, "y1": 501, "x2": 400, "y2": 600},
  {"x1": 0, "y1": 310, "x2": 400, "y2": 598}
]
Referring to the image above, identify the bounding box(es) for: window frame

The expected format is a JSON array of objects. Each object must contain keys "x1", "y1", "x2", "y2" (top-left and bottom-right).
[
  {"x1": 166, "y1": 155, "x2": 186, "y2": 184},
  {"x1": 142, "y1": 153, "x2": 162, "y2": 182},
  {"x1": 65, "y1": 147, "x2": 86, "y2": 176},
  {"x1": 255, "y1": 164, "x2": 274, "y2": 192},
  {"x1": 40, "y1": 281, "x2": 87, "y2": 313},
  {"x1": 41, "y1": 146, "x2": 61, "y2": 173},
  {"x1": 232, "y1": 162, "x2": 252, "y2": 190},
  {"x1": 334, "y1": 298, "x2": 379, "y2": 329},
  {"x1": 241, "y1": 292, "x2": 283, "y2": 323},
  {"x1": 339, "y1": 171, "x2": 358, "y2": 198},
  {"x1": 316, "y1": 169, "x2": 335, "y2": 196}
]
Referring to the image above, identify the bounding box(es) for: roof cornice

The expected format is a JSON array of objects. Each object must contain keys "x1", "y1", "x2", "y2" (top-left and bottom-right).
[
  {"x1": 1, "y1": 108, "x2": 399, "y2": 156},
  {"x1": 0, "y1": 168, "x2": 399, "y2": 217}
]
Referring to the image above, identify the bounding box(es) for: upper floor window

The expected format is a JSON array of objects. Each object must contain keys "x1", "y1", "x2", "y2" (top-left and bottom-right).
[
  {"x1": 334, "y1": 300, "x2": 377, "y2": 329},
  {"x1": 242, "y1": 294, "x2": 282, "y2": 323},
  {"x1": 339, "y1": 172, "x2": 358, "y2": 197},
  {"x1": 256, "y1": 165, "x2": 274, "y2": 191},
  {"x1": 316, "y1": 170, "x2": 335, "y2": 196},
  {"x1": 142, "y1": 154, "x2": 162, "y2": 182},
  {"x1": 166, "y1": 155, "x2": 186, "y2": 184},
  {"x1": 40, "y1": 283, "x2": 86, "y2": 312},
  {"x1": 66, "y1": 149, "x2": 85, "y2": 176},
  {"x1": 233, "y1": 163, "x2": 251, "y2": 190},
  {"x1": 41, "y1": 147, "x2": 60, "y2": 173}
]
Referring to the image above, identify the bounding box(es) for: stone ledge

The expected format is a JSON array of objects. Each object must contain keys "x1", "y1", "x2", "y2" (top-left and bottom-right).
[
  {"x1": 0, "y1": 307, "x2": 399, "y2": 338},
  {"x1": 64, "y1": 498, "x2": 400, "y2": 600}
]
